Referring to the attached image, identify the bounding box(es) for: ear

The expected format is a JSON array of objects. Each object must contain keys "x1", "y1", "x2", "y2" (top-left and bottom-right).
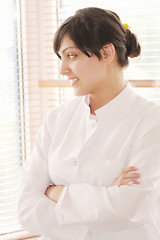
[{"x1": 100, "y1": 43, "x2": 115, "y2": 63}]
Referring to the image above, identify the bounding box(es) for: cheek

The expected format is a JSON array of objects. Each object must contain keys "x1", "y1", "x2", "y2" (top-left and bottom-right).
[{"x1": 75, "y1": 58, "x2": 102, "y2": 81}]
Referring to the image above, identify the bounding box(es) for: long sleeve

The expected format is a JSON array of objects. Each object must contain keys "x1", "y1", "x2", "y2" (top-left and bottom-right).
[
  {"x1": 17, "y1": 113, "x2": 73, "y2": 239},
  {"x1": 55, "y1": 119, "x2": 160, "y2": 231},
  {"x1": 17, "y1": 113, "x2": 53, "y2": 236}
]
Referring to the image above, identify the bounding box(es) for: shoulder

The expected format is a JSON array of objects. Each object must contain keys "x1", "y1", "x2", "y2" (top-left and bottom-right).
[
  {"x1": 130, "y1": 90, "x2": 160, "y2": 140},
  {"x1": 132, "y1": 91, "x2": 160, "y2": 122}
]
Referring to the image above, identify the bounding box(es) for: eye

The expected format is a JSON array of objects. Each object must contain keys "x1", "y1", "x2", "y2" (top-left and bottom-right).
[{"x1": 68, "y1": 53, "x2": 77, "y2": 59}]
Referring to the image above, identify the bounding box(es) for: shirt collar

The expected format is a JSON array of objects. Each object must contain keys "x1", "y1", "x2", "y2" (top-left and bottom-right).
[{"x1": 83, "y1": 81, "x2": 134, "y2": 123}]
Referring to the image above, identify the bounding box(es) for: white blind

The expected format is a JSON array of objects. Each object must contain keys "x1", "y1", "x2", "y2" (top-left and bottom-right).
[
  {"x1": 37, "y1": 0, "x2": 74, "y2": 112},
  {"x1": 0, "y1": 0, "x2": 22, "y2": 234},
  {"x1": 0, "y1": 0, "x2": 21, "y2": 233},
  {"x1": 0, "y1": 0, "x2": 43, "y2": 236}
]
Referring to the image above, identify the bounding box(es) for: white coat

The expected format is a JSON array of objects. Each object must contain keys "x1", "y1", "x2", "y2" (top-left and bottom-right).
[{"x1": 18, "y1": 82, "x2": 160, "y2": 240}]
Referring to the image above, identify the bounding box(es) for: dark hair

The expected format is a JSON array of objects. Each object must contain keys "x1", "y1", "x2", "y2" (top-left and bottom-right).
[{"x1": 53, "y1": 7, "x2": 141, "y2": 67}]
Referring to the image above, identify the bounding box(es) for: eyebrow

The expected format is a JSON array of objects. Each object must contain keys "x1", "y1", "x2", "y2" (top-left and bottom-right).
[{"x1": 58, "y1": 47, "x2": 78, "y2": 56}]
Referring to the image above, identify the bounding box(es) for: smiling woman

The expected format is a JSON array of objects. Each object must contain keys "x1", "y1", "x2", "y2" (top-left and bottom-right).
[
  {"x1": 53, "y1": 7, "x2": 140, "y2": 110},
  {"x1": 1, "y1": 0, "x2": 159, "y2": 240},
  {"x1": 17, "y1": 6, "x2": 160, "y2": 240}
]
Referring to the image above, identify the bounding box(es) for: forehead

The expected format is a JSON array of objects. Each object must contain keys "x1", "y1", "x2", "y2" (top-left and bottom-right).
[{"x1": 58, "y1": 35, "x2": 78, "y2": 55}]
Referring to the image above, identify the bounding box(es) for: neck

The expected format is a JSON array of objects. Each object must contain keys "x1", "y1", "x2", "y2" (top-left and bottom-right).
[{"x1": 89, "y1": 71, "x2": 126, "y2": 115}]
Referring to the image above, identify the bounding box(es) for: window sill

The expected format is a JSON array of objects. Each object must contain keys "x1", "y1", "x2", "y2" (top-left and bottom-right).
[{"x1": 0, "y1": 230, "x2": 40, "y2": 240}]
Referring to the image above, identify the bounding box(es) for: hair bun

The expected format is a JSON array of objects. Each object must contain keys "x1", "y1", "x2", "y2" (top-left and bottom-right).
[{"x1": 126, "y1": 29, "x2": 141, "y2": 58}]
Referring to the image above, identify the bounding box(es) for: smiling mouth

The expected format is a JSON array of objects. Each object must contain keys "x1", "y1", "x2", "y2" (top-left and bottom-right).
[{"x1": 69, "y1": 78, "x2": 79, "y2": 86}]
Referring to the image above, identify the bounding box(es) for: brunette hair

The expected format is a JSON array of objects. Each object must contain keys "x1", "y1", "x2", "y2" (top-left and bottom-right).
[{"x1": 53, "y1": 7, "x2": 141, "y2": 67}]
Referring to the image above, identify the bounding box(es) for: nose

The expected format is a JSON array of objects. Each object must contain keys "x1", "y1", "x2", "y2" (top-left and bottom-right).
[{"x1": 60, "y1": 60, "x2": 71, "y2": 76}]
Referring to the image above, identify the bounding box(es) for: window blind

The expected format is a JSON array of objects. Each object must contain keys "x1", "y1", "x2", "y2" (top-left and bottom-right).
[
  {"x1": 0, "y1": 0, "x2": 43, "y2": 237},
  {"x1": 0, "y1": 0, "x2": 22, "y2": 235},
  {"x1": 37, "y1": 0, "x2": 75, "y2": 111}
]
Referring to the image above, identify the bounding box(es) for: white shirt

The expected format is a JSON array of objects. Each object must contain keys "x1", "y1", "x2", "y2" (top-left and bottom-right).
[{"x1": 18, "y1": 82, "x2": 160, "y2": 240}]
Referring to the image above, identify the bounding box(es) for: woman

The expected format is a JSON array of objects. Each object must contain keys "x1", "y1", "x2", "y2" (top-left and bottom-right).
[{"x1": 18, "y1": 7, "x2": 160, "y2": 240}]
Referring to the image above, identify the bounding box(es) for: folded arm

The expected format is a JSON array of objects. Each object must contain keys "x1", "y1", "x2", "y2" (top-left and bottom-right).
[
  {"x1": 54, "y1": 124, "x2": 160, "y2": 231},
  {"x1": 17, "y1": 114, "x2": 71, "y2": 239}
]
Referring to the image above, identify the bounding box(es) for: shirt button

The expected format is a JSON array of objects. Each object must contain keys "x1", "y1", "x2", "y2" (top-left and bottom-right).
[{"x1": 73, "y1": 161, "x2": 78, "y2": 166}]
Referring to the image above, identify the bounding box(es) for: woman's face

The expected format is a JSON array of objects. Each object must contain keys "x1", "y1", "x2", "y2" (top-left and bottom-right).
[{"x1": 58, "y1": 35, "x2": 108, "y2": 96}]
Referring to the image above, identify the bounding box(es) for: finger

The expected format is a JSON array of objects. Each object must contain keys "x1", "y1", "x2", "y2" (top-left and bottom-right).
[
  {"x1": 118, "y1": 178, "x2": 140, "y2": 187},
  {"x1": 122, "y1": 172, "x2": 141, "y2": 179},
  {"x1": 127, "y1": 179, "x2": 140, "y2": 185},
  {"x1": 120, "y1": 166, "x2": 138, "y2": 174}
]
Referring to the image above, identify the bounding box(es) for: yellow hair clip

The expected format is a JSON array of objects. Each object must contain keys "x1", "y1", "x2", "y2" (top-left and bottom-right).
[{"x1": 123, "y1": 23, "x2": 130, "y2": 30}]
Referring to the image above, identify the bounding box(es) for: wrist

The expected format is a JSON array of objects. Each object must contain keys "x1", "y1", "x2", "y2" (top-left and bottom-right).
[
  {"x1": 45, "y1": 185, "x2": 64, "y2": 202},
  {"x1": 54, "y1": 185, "x2": 64, "y2": 202}
]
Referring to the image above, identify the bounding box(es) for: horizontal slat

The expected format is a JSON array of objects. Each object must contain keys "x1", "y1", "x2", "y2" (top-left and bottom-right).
[
  {"x1": 0, "y1": 193, "x2": 18, "y2": 201},
  {"x1": 0, "y1": 230, "x2": 39, "y2": 240}
]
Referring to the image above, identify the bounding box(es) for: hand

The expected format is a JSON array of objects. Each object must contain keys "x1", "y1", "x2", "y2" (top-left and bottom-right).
[
  {"x1": 112, "y1": 166, "x2": 141, "y2": 187},
  {"x1": 45, "y1": 185, "x2": 65, "y2": 202}
]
